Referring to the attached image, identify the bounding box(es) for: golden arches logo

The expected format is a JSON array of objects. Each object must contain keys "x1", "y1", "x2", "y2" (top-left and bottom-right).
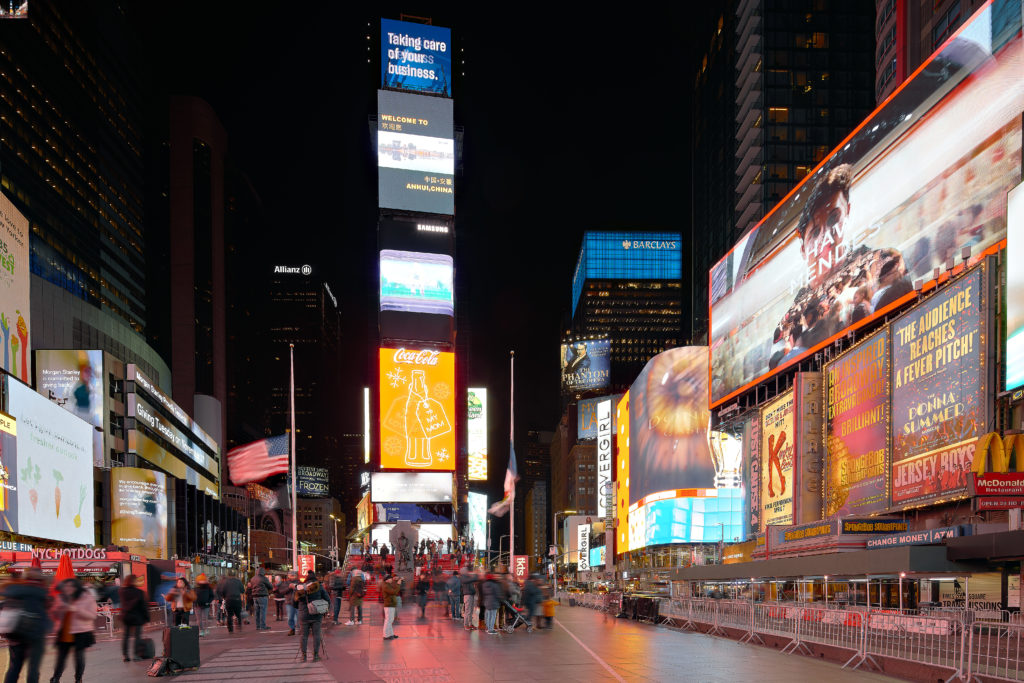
[{"x1": 972, "y1": 432, "x2": 1024, "y2": 475}]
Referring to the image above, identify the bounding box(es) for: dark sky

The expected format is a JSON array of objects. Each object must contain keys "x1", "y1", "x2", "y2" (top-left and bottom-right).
[{"x1": 132, "y1": 4, "x2": 698, "y2": 494}]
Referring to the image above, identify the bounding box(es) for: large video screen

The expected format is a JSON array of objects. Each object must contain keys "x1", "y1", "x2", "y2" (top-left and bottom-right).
[
  {"x1": 379, "y1": 347, "x2": 455, "y2": 471},
  {"x1": 35, "y1": 349, "x2": 105, "y2": 467},
  {"x1": 370, "y1": 472, "x2": 452, "y2": 503},
  {"x1": 709, "y1": 3, "x2": 1022, "y2": 407},
  {"x1": 628, "y1": 347, "x2": 714, "y2": 505},
  {"x1": 111, "y1": 467, "x2": 168, "y2": 559},
  {"x1": 373, "y1": 502, "x2": 451, "y2": 524},
  {"x1": 379, "y1": 250, "x2": 454, "y2": 316},
  {"x1": 377, "y1": 90, "x2": 454, "y2": 214},
  {"x1": 891, "y1": 267, "x2": 987, "y2": 509},
  {"x1": 467, "y1": 491, "x2": 487, "y2": 551},
  {"x1": 296, "y1": 466, "x2": 329, "y2": 498},
  {"x1": 1007, "y1": 183, "x2": 1024, "y2": 391},
  {"x1": 467, "y1": 388, "x2": 487, "y2": 481},
  {"x1": 572, "y1": 232, "x2": 682, "y2": 315},
  {"x1": 380, "y1": 18, "x2": 452, "y2": 97},
  {"x1": 5, "y1": 377, "x2": 94, "y2": 544},
  {"x1": 0, "y1": 191, "x2": 30, "y2": 383},
  {"x1": 630, "y1": 488, "x2": 746, "y2": 547},
  {"x1": 560, "y1": 339, "x2": 611, "y2": 394}
]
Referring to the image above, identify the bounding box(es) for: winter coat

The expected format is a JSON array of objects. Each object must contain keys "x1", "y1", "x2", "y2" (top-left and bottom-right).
[
  {"x1": 446, "y1": 574, "x2": 461, "y2": 600},
  {"x1": 349, "y1": 575, "x2": 365, "y2": 607},
  {"x1": 0, "y1": 580, "x2": 52, "y2": 639},
  {"x1": 294, "y1": 581, "x2": 329, "y2": 622},
  {"x1": 216, "y1": 577, "x2": 244, "y2": 602},
  {"x1": 119, "y1": 586, "x2": 149, "y2": 626},
  {"x1": 164, "y1": 587, "x2": 196, "y2": 612},
  {"x1": 458, "y1": 571, "x2": 478, "y2": 596},
  {"x1": 523, "y1": 579, "x2": 542, "y2": 607},
  {"x1": 249, "y1": 574, "x2": 272, "y2": 598},
  {"x1": 195, "y1": 584, "x2": 214, "y2": 607},
  {"x1": 382, "y1": 580, "x2": 400, "y2": 608},
  {"x1": 50, "y1": 589, "x2": 97, "y2": 635},
  {"x1": 481, "y1": 578, "x2": 505, "y2": 611}
]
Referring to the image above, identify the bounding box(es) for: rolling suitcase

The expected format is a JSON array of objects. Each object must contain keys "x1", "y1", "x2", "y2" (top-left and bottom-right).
[{"x1": 162, "y1": 625, "x2": 200, "y2": 671}]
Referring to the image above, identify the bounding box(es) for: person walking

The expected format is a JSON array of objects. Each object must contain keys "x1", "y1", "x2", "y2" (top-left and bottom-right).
[
  {"x1": 345, "y1": 570, "x2": 365, "y2": 625},
  {"x1": 282, "y1": 571, "x2": 298, "y2": 635},
  {"x1": 193, "y1": 574, "x2": 214, "y2": 637},
  {"x1": 378, "y1": 542, "x2": 389, "y2": 565},
  {"x1": 163, "y1": 578, "x2": 196, "y2": 627},
  {"x1": 118, "y1": 574, "x2": 149, "y2": 661},
  {"x1": 329, "y1": 569, "x2": 345, "y2": 625},
  {"x1": 294, "y1": 571, "x2": 328, "y2": 663},
  {"x1": 216, "y1": 571, "x2": 245, "y2": 633},
  {"x1": 446, "y1": 571, "x2": 461, "y2": 620},
  {"x1": 459, "y1": 565, "x2": 479, "y2": 630},
  {"x1": 481, "y1": 573, "x2": 505, "y2": 635},
  {"x1": 272, "y1": 575, "x2": 285, "y2": 621},
  {"x1": 381, "y1": 572, "x2": 400, "y2": 640},
  {"x1": 48, "y1": 578, "x2": 97, "y2": 683},
  {"x1": 414, "y1": 572, "x2": 430, "y2": 618},
  {"x1": 1, "y1": 567, "x2": 51, "y2": 683},
  {"x1": 249, "y1": 568, "x2": 272, "y2": 631},
  {"x1": 523, "y1": 573, "x2": 542, "y2": 628}
]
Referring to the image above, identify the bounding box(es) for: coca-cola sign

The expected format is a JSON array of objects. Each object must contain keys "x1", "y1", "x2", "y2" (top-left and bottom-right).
[{"x1": 392, "y1": 348, "x2": 440, "y2": 366}]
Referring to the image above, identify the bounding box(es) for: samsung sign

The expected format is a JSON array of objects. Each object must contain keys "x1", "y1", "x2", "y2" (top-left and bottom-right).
[{"x1": 865, "y1": 526, "x2": 967, "y2": 549}]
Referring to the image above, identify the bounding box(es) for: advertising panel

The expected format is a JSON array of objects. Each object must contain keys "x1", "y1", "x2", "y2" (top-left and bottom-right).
[
  {"x1": 111, "y1": 468, "x2": 168, "y2": 559},
  {"x1": 0, "y1": 191, "x2": 30, "y2": 382},
  {"x1": 379, "y1": 250, "x2": 454, "y2": 316},
  {"x1": 5, "y1": 377, "x2": 94, "y2": 545},
  {"x1": 590, "y1": 545, "x2": 606, "y2": 567},
  {"x1": 370, "y1": 472, "x2": 453, "y2": 503},
  {"x1": 356, "y1": 493, "x2": 372, "y2": 531},
  {"x1": 794, "y1": 372, "x2": 824, "y2": 523},
  {"x1": 512, "y1": 555, "x2": 529, "y2": 581},
  {"x1": 373, "y1": 502, "x2": 451, "y2": 523},
  {"x1": 380, "y1": 18, "x2": 452, "y2": 97},
  {"x1": 596, "y1": 398, "x2": 613, "y2": 520},
  {"x1": 298, "y1": 555, "x2": 316, "y2": 576},
  {"x1": 577, "y1": 394, "x2": 623, "y2": 440},
  {"x1": 379, "y1": 348, "x2": 455, "y2": 471},
  {"x1": 865, "y1": 525, "x2": 964, "y2": 549},
  {"x1": 467, "y1": 491, "x2": 487, "y2": 551},
  {"x1": 128, "y1": 394, "x2": 212, "y2": 473},
  {"x1": 467, "y1": 388, "x2": 487, "y2": 481},
  {"x1": 1007, "y1": 183, "x2": 1024, "y2": 390},
  {"x1": 296, "y1": 466, "x2": 329, "y2": 497},
  {"x1": 572, "y1": 232, "x2": 682, "y2": 315},
  {"x1": 560, "y1": 339, "x2": 611, "y2": 394},
  {"x1": 628, "y1": 347, "x2": 714, "y2": 505},
  {"x1": 377, "y1": 90, "x2": 454, "y2": 214},
  {"x1": 577, "y1": 524, "x2": 590, "y2": 571},
  {"x1": 939, "y1": 573, "x2": 1002, "y2": 612},
  {"x1": 891, "y1": 268, "x2": 986, "y2": 508},
  {"x1": 615, "y1": 392, "x2": 630, "y2": 554},
  {"x1": 637, "y1": 488, "x2": 746, "y2": 546},
  {"x1": 709, "y1": 4, "x2": 1023, "y2": 407},
  {"x1": 760, "y1": 389, "x2": 795, "y2": 529},
  {"x1": 746, "y1": 415, "x2": 761, "y2": 534},
  {"x1": 0, "y1": 412, "x2": 18, "y2": 533},
  {"x1": 128, "y1": 365, "x2": 219, "y2": 456},
  {"x1": 34, "y1": 350, "x2": 103, "y2": 428},
  {"x1": 824, "y1": 330, "x2": 890, "y2": 517}
]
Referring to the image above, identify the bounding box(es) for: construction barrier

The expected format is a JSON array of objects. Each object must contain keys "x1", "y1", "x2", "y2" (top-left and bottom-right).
[{"x1": 965, "y1": 621, "x2": 1024, "y2": 682}]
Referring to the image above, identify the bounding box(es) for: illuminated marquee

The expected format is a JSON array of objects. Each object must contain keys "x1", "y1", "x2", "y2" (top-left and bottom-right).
[
  {"x1": 467, "y1": 388, "x2": 487, "y2": 481},
  {"x1": 379, "y1": 348, "x2": 455, "y2": 471}
]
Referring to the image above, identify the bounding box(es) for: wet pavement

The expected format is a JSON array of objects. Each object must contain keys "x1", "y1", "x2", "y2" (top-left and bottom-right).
[{"x1": 1, "y1": 601, "x2": 903, "y2": 682}]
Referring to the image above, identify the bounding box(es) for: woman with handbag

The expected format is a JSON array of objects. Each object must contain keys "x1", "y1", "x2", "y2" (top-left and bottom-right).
[
  {"x1": 48, "y1": 578, "x2": 97, "y2": 683},
  {"x1": 294, "y1": 571, "x2": 329, "y2": 663},
  {"x1": 118, "y1": 574, "x2": 149, "y2": 661}
]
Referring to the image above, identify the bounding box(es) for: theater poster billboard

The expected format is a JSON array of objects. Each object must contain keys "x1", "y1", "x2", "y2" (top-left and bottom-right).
[
  {"x1": 560, "y1": 339, "x2": 611, "y2": 394},
  {"x1": 824, "y1": 329, "x2": 890, "y2": 517},
  {"x1": 709, "y1": 3, "x2": 1022, "y2": 408},
  {"x1": 890, "y1": 267, "x2": 988, "y2": 508},
  {"x1": 760, "y1": 389, "x2": 794, "y2": 529}
]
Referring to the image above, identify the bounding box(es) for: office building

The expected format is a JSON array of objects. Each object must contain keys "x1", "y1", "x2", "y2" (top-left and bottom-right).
[
  {"x1": 524, "y1": 481, "x2": 548, "y2": 570},
  {"x1": 296, "y1": 497, "x2": 344, "y2": 559}
]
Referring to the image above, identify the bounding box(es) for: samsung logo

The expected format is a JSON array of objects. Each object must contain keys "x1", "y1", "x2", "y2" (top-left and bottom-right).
[{"x1": 621, "y1": 240, "x2": 678, "y2": 250}]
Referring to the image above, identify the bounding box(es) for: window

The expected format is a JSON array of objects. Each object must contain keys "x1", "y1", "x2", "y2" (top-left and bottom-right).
[
  {"x1": 876, "y1": 25, "x2": 897, "y2": 66},
  {"x1": 933, "y1": 1, "x2": 961, "y2": 51},
  {"x1": 768, "y1": 107, "x2": 789, "y2": 123}
]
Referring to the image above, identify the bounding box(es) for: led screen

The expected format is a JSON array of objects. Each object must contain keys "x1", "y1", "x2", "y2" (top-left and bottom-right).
[
  {"x1": 824, "y1": 330, "x2": 890, "y2": 517},
  {"x1": 709, "y1": 3, "x2": 1023, "y2": 407},
  {"x1": 380, "y1": 250, "x2": 454, "y2": 316},
  {"x1": 370, "y1": 472, "x2": 452, "y2": 503},
  {"x1": 111, "y1": 467, "x2": 168, "y2": 559},
  {"x1": 1007, "y1": 183, "x2": 1024, "y2": 390},
  {"x1": 377, "y1": 90, "x2": 454, "y2": 214},
  {"x1": 628, "y1": 347, "x2": 714, "y2": 505},
  {"x1": 373, "y1": 502, "x2": 451, "y2": 523},
  {"x1": 5, "y1": 377, "x2": 94, "y2": 544},
  {"x1": 296, "y1": 466, "x2": 329, "y2": 498},
  {"x1": 890, "y1": 268, "x2": 986, "y2": 508},
  {"x1": 760, "y1": 389, "x2": 794, "y2": 529},
  {"x1": 572, "y1": 232, "x2": 682, "y2": 315},
  {"x1": 590, "y1": 545, "x2": 606, "y2": 567},
  {"x1": 467, "y1": 491, "x2": 487, "y2": 551},
  {"x1": 560, "y1": 339, "x2": 611, "y2": 394},
  {"x1": 630, "y1": 489, "x2": 745, "y2": 547},
  {"x1": 379, "y1": 348, "x2": 455, "y2": 471},
  {"x1": 467, "y1": 388, "x2": 487, "y2": 481},
  {"x1": 0, "y1": 191, "x2": 30, "y2": 382},
  {"x1": 577, "y1": 394, "x2": 623, "y2": 440},
  {"x1": 0, "y1": 412, "x2": 17, "y2": 533},
  {"x1": 34, "y1": 350, "x2": 103, "y2": 428},
  {"x1": 380, "y1": 18, "x2": 452, "y2": 97},
  {"x1": 615, "y1": 392, "x2": 630, "y2": 554}
]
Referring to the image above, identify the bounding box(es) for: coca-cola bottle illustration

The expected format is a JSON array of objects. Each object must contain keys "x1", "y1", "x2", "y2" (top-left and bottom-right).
[{"x1": 404, "y1": 370, "x2": 431, "y2": 467}]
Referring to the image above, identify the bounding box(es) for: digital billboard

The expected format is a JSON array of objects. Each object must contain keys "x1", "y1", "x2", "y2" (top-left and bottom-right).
[
  {"x1": 373, "y1": 502, "x2": 451, "y2": 523},
  {"x1": 824, "y1": 330, "x2": 890, "y2": 517},
  {"x1": 296, "y1": 466, "x2": 329, "y2": 498},
  {"x1": 379, "y1": 347, "x2": 455, "y2": 471},
  {"x1": 111, "y1": 467, "x2": 168, "y2": 559},
  {"x1": 468, "y1": 491, "x2": 487, "y2": 551},
  {"x1": 628, "y1": 347, "x2": 714, "y2": 505},
  {"x1": 467, "y1": 388, "x2": 487, "y2": 481},
  {"x1": 380, "y1": 18, "x2": 452, "y2": 97},
  {"x1": 615, "y1": 392, "x2": 630, "y2": 554},
  {"x1": 572, "y1": 232, "x2": 682, "y2": 315},
  {"x1": 590, "y1": 545, "x2": 606, "y2": 567},
  {"x1": 745, "y1": 415, "x2": 761, "y2": 535},
  {"x1": 0, "y1": 411, "x2": 18, "y2": 533},
  {"x1": 5, "y1": 377, "x2": 94, "y2": 544},
  {"x1": 370, "y1": 472, "x2": 452, "y2": 503},
  {"x1": 891, "y1": 268, "x2": 987, "y2": 508},
  {"x1": 577, "y1": 394, "x2": 623, "y2": 440},
  {"x1": 0, "y1": 191, "x2": 30, "y2": 382},
  {"x1": 34, "y1": 350, "x2": 103, "y2": 428},
  {"x1": 1007, "y1": 183, "x2": 1024, "y2": 391},
  {"x1": 377, "y1": 90, "x2": 454, "y2": 214},
  {"x1": 379, "y1": 250, "x2": 454, "y2": 316},
  {"x1": 709, "y1": 2, "x2": 1023, "y2": 407},
  {"x1": 760, "y1": 389, "x2": 794, "y2": 529},
  {"x1": 628, "y1": 488, "x2": 745, "y2": 548},
  {"x1": 560, "y1": 339, "x2": 611, "y2": 394}
]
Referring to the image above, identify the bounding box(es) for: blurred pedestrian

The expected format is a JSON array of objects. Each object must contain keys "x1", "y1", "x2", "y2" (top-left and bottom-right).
[
  {"x1": 481, "y1": 573, "x2": 505, "y2": 635},
  {"x1": 329, "y1": 569, "x2": 345, "y2": 625},
  {"x1": 48, "y1": 577, "x2": 97, "y2": 683},
  {"x1": 415, "y1": 572, "x2": 430, "y2": 618},
  {"x1": 282, "y1": 571, "x2": 298, "y2": 635},
  {"x1": 1, "y1": 568, "x2": 51, "y2": 683},
  {"x1": 249, "y1": 568, "x2": 272, "y2": 631},
  {"x1": 119, "y1": 574, "x2": 148, "y2": 661},
  {"x1": 194, "y1": 574, "x2": 214, "y2": 636},
  {"x1": 345, "y1": 569, "x2": 365, "y2": 625},
  {"x1": 523, "y1": 573, "x2": 542, "y2": 628},
  {"x1": 382, "y1": 572, "x2": 400, "y2": 640},
  {"x1": 446, "y1": 571, "x2": 461, "y2": 620},
  {"x1": 163, "y1": 578, "x2": 196, "y2": 627},
  {"x1": 272, "y1": 575, "x2": 285, "y2": 621},
  {"x1": 459, "y1": 565, "x2": 478, "y2": 631},
  {"x1": 294, "y1": 571, "x2": 328, "y2": 662},
  {"x1": 216, "y1": 571, "x2": 244, "y2": 633}
]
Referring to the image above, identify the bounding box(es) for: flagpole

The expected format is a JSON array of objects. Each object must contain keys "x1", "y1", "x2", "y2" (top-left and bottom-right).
[
  {"x1": 509, "y1": 350, "x2": 514, "y2": 567},
  {"x1": 290, "y1": 343, "x2": 298, "y2": 571}
]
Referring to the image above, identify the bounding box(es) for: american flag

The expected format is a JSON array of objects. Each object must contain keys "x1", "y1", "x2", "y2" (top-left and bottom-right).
[
  {"x1": 228, "y1": 434, "x2": 290, "y2": 485},
  {"x1": 488, "y1": 445, "x2": 519, "y2": 516}
]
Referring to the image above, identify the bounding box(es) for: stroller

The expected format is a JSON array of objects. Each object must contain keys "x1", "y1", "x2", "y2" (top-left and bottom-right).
[{"x1": 500, "y1": 599, "x2": 534, "y2": 633}]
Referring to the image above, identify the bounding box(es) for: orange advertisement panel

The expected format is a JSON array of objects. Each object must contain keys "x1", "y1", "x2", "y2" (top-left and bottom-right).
[
  {"x1": 760, "y1": 389, "x2": 794, "y2": 529},
  {"x1": 615, "y1": 392, "x2": 630, "y2": 555},
  {"x1": 379, "y1": 348, "x2": 456, "y2": 471}
]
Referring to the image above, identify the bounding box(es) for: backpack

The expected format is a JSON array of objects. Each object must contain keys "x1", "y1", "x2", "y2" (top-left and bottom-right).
[{"x1": 0, "y1": 599, "x2": 39, "y2": 640}]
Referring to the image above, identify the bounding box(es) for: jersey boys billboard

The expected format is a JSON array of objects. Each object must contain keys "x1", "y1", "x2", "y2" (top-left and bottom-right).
[{"x1": 379, "y1": 348, "x2": 455, "y2": 471}]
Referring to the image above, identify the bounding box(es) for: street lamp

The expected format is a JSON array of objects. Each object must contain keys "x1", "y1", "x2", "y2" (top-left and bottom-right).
[
  {"x1": 899, "y1": 572, "x2": 906, "y2": 611},
  {"x1": 329, "y1": 514, "x2": 341, "y2": 569},
  {"x1": 824, "y1": 575, "x2": 829, "y2": 608},
  {"x1": 552, "y1": 510, "x2": 578, "y2": 588}
]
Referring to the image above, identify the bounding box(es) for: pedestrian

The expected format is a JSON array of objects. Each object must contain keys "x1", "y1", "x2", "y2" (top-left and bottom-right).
[
  {"x1": 248, "y1": 568, "x2": 272, "y2": 631},
  {"x1": 345, "y1": 569, "x2": 365, "y2": 625},
  {"x1": 48, "y1": 577, "x2": 97, "y2": 683},
  {"x1": 446, "y1": 571, "x2": 462, "y2": 620},
  {"x1": 243, "y1": 576, "x2": 253, "y2": 625},
  {"x1": 446, "y1": 538, "x2": 452, "y2": 555},
  {"x1": 459, "y1": 565, "x2": 479, "y2": 631},
  {"x1": 523, "y1": 573, "x2": 542, "y2": 628},
  {"x1": 163, "y1": 578, "x2": 196, "y2": 627},
  {"x1": 282, "y1": 571, "x2": 298, "y2": 635},
  {"x1": 415, "y1": 571, "x2": 430, "y2": 618},
  {"x1": 1, "y1": 567, "x2": 51, "y2": 683},
  {"x1": 118, "y1": 574, "x2": 149, "y2": 661},
  {"x1": 294, "y1": 571, "x2": 328, "y2": 663},
  {"x1": 194, "y1": 574, "x2": 214, "y2": 637},
  {"x1": 382, "y1": 571, "x2": 400, "y2": 640},
  {"x1": 272, "y1": 575, "x2": 285, "y2": 621},
  {"x1": 481, "y1": 573, "x2": 505, "y2": 635},
  {"x1": 216, "y1": 571, "x2": 245, "y2": 633},
  {"x1": 379, "y1": 542, "x2": 389, "y2": 564},
  {"x1": 329, "y1": 569, "x2": 345, "y2": 625}
]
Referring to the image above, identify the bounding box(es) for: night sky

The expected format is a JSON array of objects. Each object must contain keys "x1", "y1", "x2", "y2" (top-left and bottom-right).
[{"x1": 133, "y1": 4, "x2": 698, "y2": 497}]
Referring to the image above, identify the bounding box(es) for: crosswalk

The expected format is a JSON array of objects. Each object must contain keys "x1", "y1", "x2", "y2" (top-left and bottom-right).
[{"x1": 177, "y1": 643, "x2": 334, "y2": 682}]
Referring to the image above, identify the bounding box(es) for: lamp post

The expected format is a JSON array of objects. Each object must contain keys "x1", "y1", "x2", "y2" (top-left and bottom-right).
[
  {"x1": 824, "y1": 575, "x2": 829, "y2": 608},
  {"x1": 899, "y1": 572, "x2": 906, "y2": 611},
  {"x1": 329, "y1": 514, "x2": 340, "y2": 569},
  {"x1": 552, "y1": 510, "x2": 578, "y2": 590}
]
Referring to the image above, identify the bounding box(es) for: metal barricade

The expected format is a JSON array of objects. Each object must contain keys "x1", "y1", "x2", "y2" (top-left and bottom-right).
[
  {"x1": 966, "y1": 621, "x2": 1024, "y2": 681},
  {"x1": 716, "y1": 600, "x2": 752, "y2": 636},
  {"x1": 850, "y1": 609, "x2": 967, "y2": 678},
  {"x1": 794, "y1": 606, "x2": 865, "y2": 666}
]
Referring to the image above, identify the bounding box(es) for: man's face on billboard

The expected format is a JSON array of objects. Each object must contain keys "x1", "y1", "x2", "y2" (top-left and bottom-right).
[{"x1": 801, "y1": 192, "x2": 851, "y2": 288}]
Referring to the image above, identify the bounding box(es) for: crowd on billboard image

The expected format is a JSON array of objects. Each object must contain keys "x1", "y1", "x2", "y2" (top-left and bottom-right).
[{"x1": 710, "y1": 9, "x2": 1023, "y2": 406}]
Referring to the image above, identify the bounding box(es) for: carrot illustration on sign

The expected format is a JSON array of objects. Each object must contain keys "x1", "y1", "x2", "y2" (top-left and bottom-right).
[
  {"x1": 74, "y1": 483, "x2": 86, "y2": 528},
  {"x1": 20, "y1": 458, "x2": 39, "y2": 512},
  {"x1": 53, "y1": 469, "x2": 63, "y2": 518}
]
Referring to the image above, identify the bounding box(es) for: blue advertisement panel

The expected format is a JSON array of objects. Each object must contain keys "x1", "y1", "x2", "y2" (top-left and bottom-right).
[
  {"x1": 380, "y1": 18, "x2": 452, "y2": 97},
  {"x1": 560, "y1": 339, "x2": 611, "y2": 394},
  {"x1": 296, "y1": 466, "x2": 329, "y2": 498},
  {"x1": 374, "y1": 502, "x2": 451, "y2": 524},
  {"x1": 572, "y1": 232, "x2": 682, "y2": 314},
  {"x1": 576, "y1": 394, "x2": 622, "y2": 440},
  {"x1": 891, "y1": 268, "x2": 987, "y2": 508},
  {"x1": 467, "y1": 492, "x2": 487, "y2": 551},
  {"x1": 589, "y1": 545, "x2": 606, "y2": 567},
  {"x1": 641, "y1": 489, "x2": 746, "y2": 546}
]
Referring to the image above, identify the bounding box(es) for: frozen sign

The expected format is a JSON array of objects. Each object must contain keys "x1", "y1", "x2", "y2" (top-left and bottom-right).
[{"x1": 381, "y1": 19, "x2": 452, "y2": 97}]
